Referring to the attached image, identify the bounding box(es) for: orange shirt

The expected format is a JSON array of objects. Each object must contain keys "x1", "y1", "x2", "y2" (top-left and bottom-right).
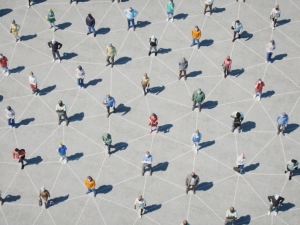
[
  {"x1": 191, "y1": 29, "x2": 201, "y2": 39},
  {"x1": 84, "y1": 178, "x2": 95, "y2": 189},
  {"x1": 255, "y1": 81, "x2": 265, "y2": 92}
]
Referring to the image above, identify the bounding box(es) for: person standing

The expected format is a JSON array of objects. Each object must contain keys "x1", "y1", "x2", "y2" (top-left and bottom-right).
[
  {"x1": 0, "y1": 54, "x2": 10, "y2": 76},
  {"x1": 102, "y1": 133, "x2": 112, "y2": 157},
  {"x1": 48, "y1": 39, "x2": 62, "y2": 63},
  {"x1": 149, "y1": 113, "x2": 158, "y2": 134},
  {"x1": 75, "y1": 66, "x2": 85, "y2": 89},
  {"x1": 253, "y1": 79, "x2": 265, "y2": 101},
  {"x1": 276, "y1": 112, "x2": 288, "y2": 136},
  {"x1": 266, "y1": 40, "x2": 276, "y2": 63},
  {"x1": 84, "y1": 176, "x2": 97, "y2": 197},
  {"x1": 39, "y1": 185, "x2": 50, "y2": 209},
  {"x1": 191, "y1": 130, "x2": 202, "y2": 154},
  {"x1": 149, "y1": 35, "x2": 158, "y2": 56},
  {"x1": 134, "y1": 195, "x2": 146, "y2": 219},
  {"x1": 86, "y1": 14, "x2": 96, "y2": 37},
  {"x1": 178, "y1": 57, "x2": 188, "y2": 80},
  {"x1": 46, "y1": 9, "x2": 57, "y2": 30},
  {"x1": 270, "y1": 5, "x2": 281, "y2": 30},
  {"x1": 185, "y1": 172, "x2": 199, "y2": 194},
  {"x1": 56, "y1": 100, "x2": 69, "y2": 126},
  {"x1": 106, "y1": 44, "x2": 117, "y2": 68},
  {"x1": 141, "y1": 151, "x2": 152, "y2": 176},
  {"x1": 234, "y1": 152, "x2": 245, "y2": 173},
  {"x1": 180, "y1": 220, "x2": 189, "y2": 225},
  {"x1": 70, "y1": 0, "x2": 78, "y2": 4},
  {"x1": 231, "y1": 20, "x2": 243, "y2": 42},
  {"x1": 141, "y1": 73, "x2": 150, "y2": 96},
  {"x1": 222, "y1": 55, "x2": 232, "y2": 78},
  {"x1": 10, "y1": 20, "x2": 21, "y2": 42},
  {"x1": 29, "y1": 72, "x2": 39, "y2": 95},
  {"x1": 231, "y1": 111, "x2": 244, "y2": 133},
  {"x1": 204, "y1": 0, "x2": 214, "y2": 15},
  {"x1": 192, "y1": 88, "x2": 205, "y2": 112},
  {"x1": 285, "y1": 159, "x2": 299, "y2": 180},
  {"x1": 103, "y1": 94, "x2": 116, "y2": 118},
  {"x1": 224, "y1": 207, "x2": 238, "y2": 225},
  {"x1": 166, "y1": 0, "x2": 175, "y2": 22},
  {"x1": 5, "y1": 106, "x2": 16, "y2": 129},
  {"x1": 124, "y1": 7, "x2": 138, "y2": 31},
  {"x1": 57, "y1": 142, "x2": 68, "y2": 164},
  {"x1": 28, "y1": 0, "x2": 34, "y2": 8},
  {"x1": 190, "y1": 26, "x2": 201, "y2": 49},
  {"x1": 12, "y1": 148, "x2": 26, "y2": 170},
  {"x1": 268, "y1": 195, "x2": 284, "y2": 216}
]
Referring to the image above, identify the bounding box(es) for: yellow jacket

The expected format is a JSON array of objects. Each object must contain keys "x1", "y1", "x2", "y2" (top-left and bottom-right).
[
  {"x1": 11, "y1": 24, "x2": 19, "y2": 35},
  {"x1": 106, "y1": 46, "x2": 117, "y2": 57},
  {"x1": 84, "y1": 178, "x2": 95, "y2": 189},
  {"x1": 191, "y1": 29, "x2": 201, "y2": 39}
]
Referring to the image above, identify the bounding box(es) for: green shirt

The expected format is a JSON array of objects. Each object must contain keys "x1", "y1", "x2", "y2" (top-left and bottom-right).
[
  {"x1": 102, "y1": 133, "x2": 112, "y2": 145},
  {"x1": 166, "y1": 2, "x2": 175, "y2": 13}
]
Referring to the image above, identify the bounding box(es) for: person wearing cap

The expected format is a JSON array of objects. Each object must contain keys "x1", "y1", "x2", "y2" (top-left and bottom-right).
[
  {"x1": 234, "y1": 152, "x2": 245, "y2": 173},
  {"x1": 231, "y1": 20, "x2": 243, "y2": 42},
  {"x1": 134, "y1": 195, "x2": 146, "y2": 219},
  {"x1": 141, "y1": 73, "x2": 150, "y2": 96},
  {"x1": 166, "y1": 0, "x2": 175, "y2": 22},
  {"x1": 276, "y1": 112, "x2": 288, "y2": 136},
  {"x1": 270, "y1": 5, "x2": 281, "y2": 30},
  {"x1": 178, "y1": 57, "x2": 188, "y2": 80},
  {"x1": 70, "y1": 0, "x2": 78, "y2": 4},
  {"x1": 102, "y1": 133, "x2": 112, "y2": 157},
  {"x1": 0, "y1": 54, "x2": 10, "y2": 76},
  {"x1": 10, "y1": 20, "x2": 21, "y2": 42},
  {"x1": 75, "y1": 66, "x2": 85, "y2": 89},
  {"x1": 224, "y1": 207, "x2": 238, "y2": 224},
  {"x1": 39, "y1": 185, "x2": 50, "y2": 209},
  {"x1": 86, "y1": 14, "x2": 96, "y2": 37},
  {"x1": 28, "y1": 0, "x2": 34, "y2": 8},
  {"x1": 266, "y1": 40, "x2": 276, "y2": 63},
  {"x1": 29, "y1": 72, "x2": 39, "y2": 95},
  {"x1": 149, "y1": 113, "x2": 158, "y2": 134},
  {"x1": 191, "y1": 130, "x2": 202, "y2": 153},
  {"x1": 12, "y1": 148, "x2": 26, "y2": 170},
  {"x1": 222, "y1": 55, "x2": 232, "y2": 78},
  {"x1": 268, "y1": 195, "x2": 284, "y2": 216},
  {"x1": 285, "y1": 159, "x2": 299, "y2": 180},
  {"x1": 204, "y1": 0, "x2": 214, "y2": 15},
  {"x1": 231, "y1": 111, "x2": 244, "y2": 133},
  {"x1": 149, "y1": 35, "x2": 158, "y2": 56},
  {"x1": 46, "y1": 9, "x2": 57, "y2": 30},
  {"x1": 105, "y1": 44, "x2": 117, "y2": 68},
  {"x1": 253, "y1": 79, "x2": 265, "y2": 101},
  {"x1": 103, "y1": 94, "x2": 116, "y2": 118},
  {"x1": 185, "y1": 172, "x2": 199, "y2": 194},
  {"x1": 192, "y1": 88, "x2": 205, "y2": 112},
  {"x1": 48, "y1": 39, "x2": 62, "y2": 63},
  {"x1": 5, "y1": 106, "x2": 16, "y2": 128},
  {"x1": 141, "y1": 151, "x2": 152, "y2": 176},
  {"x1": 56, "y1": 100, "x2": 69, "y2": 126},
  {"x1": 84, "y1": 176, "x2": 97, "y2": 197},
  {"x1": 57, "y1": 142, "x2": 68, "y2": 164},
  {"x1": 180, "y1": 220, "x2": 189, "y2": 225},
  {"x1": 124, "y1": 7, "x2": 138, "y2": 31},
  {"x1": 191, "y1": 26, "x2": 201, "y2": 49}
]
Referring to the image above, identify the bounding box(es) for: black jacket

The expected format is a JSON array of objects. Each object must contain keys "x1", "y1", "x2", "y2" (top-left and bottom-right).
[
  {"x1": 86, "y1": 16, "x2": 95, "y2": 26},
  {"x1": 268, "y1": 196, "x2": 284, "y2": 207},
  {"x1": 48, "y1": 41, "x2": 62, "y2": 51}
]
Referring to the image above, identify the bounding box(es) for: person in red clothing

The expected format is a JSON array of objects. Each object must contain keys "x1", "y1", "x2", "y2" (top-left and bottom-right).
[
  {"x1": 12, "y1": 148, "x2": 26, "y2": 170},
  {"x1": 149, "y1": 113, "x2": 158, "y2": 134},
  {"x1": 253, "y1": 78, "x2": 265, "y2": 101},
  {"x1": 222, "y1": 55, "x2": 232, "y2": 78},
  {"x1": 0, "y1": 54, "x2": 10, "y2": 76}
]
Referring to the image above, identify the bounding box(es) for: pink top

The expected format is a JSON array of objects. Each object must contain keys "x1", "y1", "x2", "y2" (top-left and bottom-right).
[
  {"x1": 266, "y1": 43, "x2": 275, "y2": 53},
  {"x1": 222, "y1": 59, "x2": 232, "y2": 68}
]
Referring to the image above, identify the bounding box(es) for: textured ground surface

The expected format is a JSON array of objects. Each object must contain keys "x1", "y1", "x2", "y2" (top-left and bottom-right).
[{"x1": 0, "y1": 0, "x2": 300, "y2": 224}]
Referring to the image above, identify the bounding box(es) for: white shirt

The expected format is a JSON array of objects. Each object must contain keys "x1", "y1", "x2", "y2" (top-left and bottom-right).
[
  {"x1": 236, "y1": 156, "x2": 245, "y2": 166},
  {"x1": 75, "y1": 68, "x2": 85, "y2": 79},
  {"x1": 56, "y1": 104, "x2": 67, "y2": 114},
  {"x1": 29, "y1": 75, "x2": 37, "y2": 85},
  {"x1": 205, "y1": 0, "x2": 214, "y2": 5},
  {"x1": 134, "y1": 198, "x2": 146, "y2": 208},
  {"x1": 190, "y1": 178, "x2": 196, "y2": 185},
  {"x1": 5, "y1": 109, "x2": 15, "y2": 119}
]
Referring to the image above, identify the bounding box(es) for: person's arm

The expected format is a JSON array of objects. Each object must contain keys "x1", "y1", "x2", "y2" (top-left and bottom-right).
[
  {"x1": 134, "y1": 199, "x2": 137, "y2": 209},
  {"x1": 39, "y1": 191, "x2": 41, "y2": 198},
  {"x1": 58, "y1": 42, "x2": 62, "y2": 49},
  {"x1": 85, "y1": 17, "x2": 88, "y2": 26},
  {"x1": 112, "y1": 98, "x2": 116, "y2": 108},
  {"x1": 92, "y1": 18, "x2": 95, "y2": 27},
  {"x1": 239, "y1": 24, "x2": 243, "y2": 34},
  {"x1": 268, "y1": 196, "x2": 272, "y2": 203},
  {"x1": 222, "y1": 59, "x2": 225, "y2": 66},
  {"x1": 279, "y1": 197, "x2": 284, "y2": 204},
  {"x1": 124, "y1": 9, "x2": 127, "y2": 16},
  {"x1": 12, "y1": 151, "x2": 16, "y2": 159},
  {"x1": 48, "y1": 42, "x2": 51, "y2": 48},
  {"x1": 185, "y1": 176, "x2": 189, "y2": 186},
  {"x1": 198, "y1": 30, "x2": 201, "y2": 39},
  {"x1": 92, "y1": 180, "x2": 95, "y2": 189},
  {"x1": 134, "y1": 10, "x2": 138, "y2": 17},
  {"x1": 230, "y1": 112, "x2": 236, "y2": 119},
  {"x1": 285, "y1": 116, "x2": 289, "y2": 126}
]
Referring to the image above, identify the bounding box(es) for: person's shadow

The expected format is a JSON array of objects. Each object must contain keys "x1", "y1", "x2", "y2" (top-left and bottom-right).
[
  {"x1": 261, "y1": 90, "x2": 275, "y2": 99},
  {"x1": 62, "y1": 52, "x2": 78, "y2": 60},
  {"x1": 199, "y1": 140, "x2": 215, "y2": 149},
  {"x1": 26, "y1": 156, "x2": 43, "y2": 166},
  {"x1": 158, "y1": 48, "x2": 172, "y2": 54},
  {"x1": 9, "y1": 66, "x2": 25, "y2": 74},
  {"x1": 144, "y1": 204, "x2": 162, "y2": 214},
  {"x1": 242, "y1": 121, "x2": 256, "y2": 132},
  {"x1": 97, "y1": 27, "x2": 110, "y2": 35},
  {"x1": 0, "y1": 8, "x2": 13, "y2": 17},
  {"x1": 4, "y1": 195, "x2": 21, "y2": 203},
  {"x1": 235, "y1": 215, "x2": 251, "y2": 224},
  {"x1": 158, "y1": 124, "x2": 172, "y2": 133},
  {"x1": 148, "y1": 86, "x2": 165, "y2": 95},
  {"x1": 241, "y1": 31, "x2": 253, "y2": 41},
  {"x1": 39, "y1": 85, "x2": 56, "y2": 96},
  {"x1": 17, "y1": 118, "x2": 35, "y2": 128},
  {"x1": 196, "y1": 182, "x2": 213, "y2": 191},
  {"x1": 279, "y1": 202, "x2": 295, "y2": 212},
  {"x1": 116, "y1": 104, "x2": 131, "y2": 116},
  {"x1": 243, "y1": 163, "x2": 259, "y2": 173},
  {"x1": 201, "y1": 101, "x2": 218, "y2": 109},
  {"x1": 277, "y1": 19, "x2": 291, "y2": 27},
  {"x1": 48, "y1": 195, "x2": 69, "y2": 208},
  {"x1": 57, "y1": 22, "x2": 72, "y2": 30},
  {"x1": 272, "y1": 54, "x2": 287, "y2": 62},
  {"x1": 230, "y1": 68, "x2": 245, "y2": 77},
  {"x1": 187, "y1": 71, "x2": 202, "y2": 78},
  {"x1": 200, "y1": 39, "x2": 214, "y2": 47},
  {"x1": 69, "y1": 112, "x2": 84, "y2": 122},
  {"x1": 111, "y1": 142, "x2": 128, "y2": 154},
  {"x1": 173, "y1": 13, "x2": 188, "y2": 20},
  {"x1": 85, "y1": 79, "x2": 102, "y2": 88},
  {"x1": 96, "y1": 185, "x2": 113, "y2": 194},
  {"x1": 68, "y1": 152, "x2": 84, "y2": 161},
  {"x1": 285, "y1": 123, "x2": 299, "y2": 134},
  {"x1": 136, "y1": 21, "x2": 151, "y2": 28},
  {"x1": 152, "y1": 162, "x2": 169, "y2": 172}
]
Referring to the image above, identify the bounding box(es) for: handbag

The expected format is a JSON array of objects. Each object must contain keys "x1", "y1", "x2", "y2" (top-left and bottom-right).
[
  {"x1": 233, "y1": 167, "x2": 240, "y2": 173},
  {"x1": 231, "y1": 26, "x2": 234, "y2": 30},
  {"x1": 39, "y1": 198, "x2": 42, "y2": 206}
]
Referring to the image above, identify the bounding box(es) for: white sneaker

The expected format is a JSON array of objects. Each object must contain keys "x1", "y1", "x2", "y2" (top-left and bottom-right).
[
  {"x1": 166, "y1": 17, "x2": 169, "y2": 21},
  {"x1": 257, "y1": 97, "x2": 261, "y2": 101},
  {"x1": 275, "y1": 212, "x2": 277, "y2": 216},
  {"x1": 253, "y1": 94, "x2": 256, "y2": 98},
  {"x1": 28, "y1": 6, "x2": 30, "y2": 8},
  {"x1": 2, "y1": 70, "x2": 6, "y2": 74},
  {"x1": 171, "y1": 17, "x2": 174, "y2": 21},
  {"x1": 10, "y1": 126, "x2": 13, "y2": 129},
  {"x1": 272, "y1": 27, "x2": 275, "y2": 30},
  {"x1": 59, "y1": 60, "x2": 61, "y2": 63},
  {"x1": 195, "y1": 149, "x2": 198, "y2": 154},
  {"x1": 267, "y1": 211, "x2": 270, "y2": 216},
  {"x1": 6, "y1": 72, "x2": 10, "y2": 76},
  {"x1": 60, "y1": 157, "x2": 63, "y2": 162},
  {"x1": 139, "y1": 215, "x2": 142, "y2": 219},
  {"x1": 52, "y1": 59, "x2": 55, "y2": 62}
]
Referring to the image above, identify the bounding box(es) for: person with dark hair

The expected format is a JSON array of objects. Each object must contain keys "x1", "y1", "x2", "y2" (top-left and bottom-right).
[
  {"x1": 268, "y1": 195, "x2": 284, "y2": 216},
  {"x1": 231, "y1": 20, "x2": 243, "y2": 42},
  {"x1": 270, "y1": 5, "x2": 280, "y2": 30},
  {"x1": 48, "y1": 39, "x2": 62, "y2": 63},
  {"x1": 149, "y1": 35, "x2": 158, "y2": 56},
  {"x1": 266, "y1": 40, "x2": 276, "y2": 63},
  {"x1": 103, "y1": 94, "x2": 116, "y2": 118},
  {"x1": 12, "y1": 148, "x2": 26, "y2": 170},
  {"x1": 112, "y1": 0, "x2": 120, "y2": 3},
  {"x1": 231, "y1": 111, "x2": 244, "y2": 133},
  {"x1": 185, "y1": 172, "x2": 199, "y2": 194},
  {"x1": 86, "y1": 14, "x2": 96, "y2": 37},
  {"x1": 141, "y1": 73, "x2": 150, "y2": 95},
  {"x1": 75, "y1": 65, "x2": 85, "y2": 89},
  {"x1": 29, "y1": 72, "x2": 39, "y2": 95},
  {"x1": 276, "y1": 112, "x2": 288, "y2": 136},
  {"x1": 285, "y1": 159, "x2": 299, "y2": 180},
  {"x1": 253, "y1": 78, "x2": 265, "y2": 101},
  {"x1": 222, "y1": 55, "x2": 232, "y2": 78},
  {"x1": 5, "y1": 106, "x2": 16, "y2": 128},
  {"x1": 141, "y1": 151, "x2": 152, "y2": 176},
  {"x1": 179, "y1": 57, "x2": 188, "y2": 80},
  {"x1": 56, "y1": 100, "x2": 69, "y2": 126},
  {"x1": 134, "y1": 195, "x2": 146, "y2": 219},
  {"x1": 149, "y1": 113, "x2": 158, "y2": 134},
  {"x1": 57, "y1": 142, "x2": 68, "y2": 164},
  {"x1": 84, "y1": 176, "x2": 96, "y2": 197},
  {"x1": 102, "y1": 133, "x2": 112, "y2": 157},
  {"x1": 224, "y1": 207, "x2": 238, "y2": 224}
]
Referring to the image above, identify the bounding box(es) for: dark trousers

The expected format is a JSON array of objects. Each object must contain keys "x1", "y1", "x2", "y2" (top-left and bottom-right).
[
  {"x1": 179, "y1": 70, "x2": 187, "y2": 79},
  {"x1": 70, "y1": 0, "x2": 78, "y2": 3},
  {"x1": 272, "y1": 18, "x2": 278, "y2": 27},
  {"x1": 269, "y1": 204, "x2": 278, "y2": 213},
  {"x1": 232, "y1": 122, "x2": 241, "y2": 132},
  {"x1": 204, "y1": 4, "x2": 213, "y2": 14},
  {"x1": 142, "y1": 163, "x2": 152, "y2": 175},
  {"x1": 106, "y1": 56, "x2": 115, "y2": 65},
  {"x1": 142, "y1": 84, "x2": 149, "y2": 95},
  {"x1": 106, "y1": 106, "x2": 116, "y2": 114},
  {"x1": 277, "y1": 124, "x2": 285, "y2": 133},
  {"x1": 233, "y1": 31, "x2": 240, "y2": 40},
  {"x1": 127, "y1": 19, "x2": 135, "y2": 28},
  {"x1": 19, "y1": 156, "x2": 26, "y2": 169},
  {"x1": 105, "y1": 144, "x2": 111, "y2": 154},
  {"x1": 52, "y1": 51, "x2": 61, "y2": 60},
  {"x1": 192, "y1": 101, "x2": 201, "y2": 112},
  {"x1": 58, "y1": 112, "x2": 69, "y2": 124}
]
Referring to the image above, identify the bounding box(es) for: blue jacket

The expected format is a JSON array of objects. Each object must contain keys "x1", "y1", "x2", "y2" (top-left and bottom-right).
[
  {"x1": 191, "y1": 133, "x2": 202, "y2": 143},
  {"x1": 124, "y1": 9, "x2": 138, "y2": 20},
  {"x1": 86, "y1": 16, "x2": 95, "y2": 26},
  {"x1": 104, "y1": 97, "x2": 116, "y2": 108},
  {"x1": 57, "y1": 145, "x2": 67, "y2": 155},
  {"x1": 141, "y1": 154, "x2": 152, "y2": 164},
  {"x1": 277, "y1": 114, "x2": 289, "y2": 125}
]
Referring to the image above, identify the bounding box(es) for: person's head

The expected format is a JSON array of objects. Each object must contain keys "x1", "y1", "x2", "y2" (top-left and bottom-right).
[
  {"x1": 275, "y1": 5, "x2": 279, "y2": 10},
  {"x1": 88, "y1": 13, "x2": 92, "y2": 18},
  {"x1": 195, "y1": 25, "x2": 199, "y2": 30},
  {"x1": 7, "y1": 106, "x2": 11, "y2": 111},
  {"x1": 191, "y1": 172, "x2": 196, "y2": 178},
  {"x1": 48, "y1": 9, "x2": 53, "y2": 12},
  {"x1": 108, "y1": 43, "x2": 112, "y2": 48},
  {"x1": 241, "y1": 152, "x2": 245, "y2": 157},
  {"x1": 144, "y1": 73, "x2": 148, "y2": 78},
  {"x1": 197, "y1": 88, "x2": 201, "y2": 94},
  {"x1": 282, "y1": 112, "x2": 286, "y2": 117},
  {"x1": 58, "y1": 142, "x2": 62, "y2": 147},
  {"x1": 41, "y1": 185, "x2": 45, "y2": 192},
  {"x1": 0, "y1": 54, "x2": 3, "y2": 59},
  {"x1": 170, "y1": 0, "x2": 173, "y2": 2},
  {"x1": 182, "y1": 57, "x2": 186, "y2": 62},
  {"x1": 78, "y1": 65, "x2": 82, "y2": 70},
  {"x1": 274, "y1": 195, "x2": 279, "y2": 200},
  {"x1": 58, "y1": 100, "x2": 63, "y2": 106},
  {"x1": 195, "y1": 129, "x2": 199, "y2": 134},
  {"x1": 30, "y1": 71, "x2": 34, "y2": 76},
  {"x1": 145, "y1": 151, "x2": 150, "y2": 156},
  {"x1": 291, "y1": 159, "x2": 297, "y2": 164},
  {"x1": 87, "y1": 176, "x2": 92, "y2": 182},
  {"x1": 138, "y1": 195, "x2": 142, "y2": 201},
  {"x1": 270, "y1": 40, "x2": 275, "y2": 45},
  {"x1": 151, "y1": 35, "x2": 155, "y2": 41},
  {"x1": 236, "y1": 112, "x2": 241, "y2": 119},
  {"x1": 106, "y1": 94, "x2": 110, "y2": 99},
  {"x1": 183, "y1": 220, "x2": 188, "y2": 225},
  {"x1": 230, "y1": 206, "x2": 235, "y2": 212},
  {"x1": 15, "y1": 148, "x2": 19, "y2": 152},
  {"x1": 258, "y1": 78, "x2": 262, "y2": 83},
  {"x1": 129, "y1": 7, "x2": 133, "y2": 11},
  {"x1": 12, "y1": 20, "x2": 15, "y2": 24},
  {"x1": 235, "y1": 20, "x2": 240, "y2": 24},
  {"x1": 151, "y1": 113, "x2": 156, "y2": 118},
  {"x1": 52, "y1": 39, "x2": 56, "y2": 44}
]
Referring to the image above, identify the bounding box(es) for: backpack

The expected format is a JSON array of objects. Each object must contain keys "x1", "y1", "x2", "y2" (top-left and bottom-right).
[
  {"x1": 233, "y1": 118, "x2": 241, "y2": 126},
  {"x1": 149, "y1": 38, "x2": 157, "y2": 46}
]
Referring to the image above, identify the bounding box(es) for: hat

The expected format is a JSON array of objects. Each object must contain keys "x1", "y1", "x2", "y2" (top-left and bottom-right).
[
  {"x1": 41, "y1": 185, "x2": 46, "y2": 192},
  {"x1": 52, "y1": 39, "x2": 56, "y2": 44},
  {"x1": 12, "y1": 20, "x2": 15, "y2": 24},
  {"x1": 258, "y1": 78, "x2": 261, "y2": 81},
  {"x1": 274, "y1": 195, "x2": 279, "y2": 200},
  {"x1": 78, "y1": 65, "x2": 82, "y2": 70},
  {"x1": 7, "y1": 106, "x2": 11, "y2": 111}
]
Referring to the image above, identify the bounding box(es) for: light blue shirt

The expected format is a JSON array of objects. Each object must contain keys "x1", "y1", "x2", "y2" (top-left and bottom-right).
[
  {"x1": 124, "y1": 9, "x2": 138, "y2": 20},
  {"x1": 141, "y1": 154, "x2": 152, "y2": 164},
  {"x1": 276, "y1": 114, "x2": 289, "y2": 125},
  {"x1": 191, "y1": 133, "x2": 202, "y2": 143},
  {"x1": 104, "y1": 97, "x2": 116, "y2": 108},
  {"x1": 232, "y1": 22, "x2": 243, "y2": 33}
]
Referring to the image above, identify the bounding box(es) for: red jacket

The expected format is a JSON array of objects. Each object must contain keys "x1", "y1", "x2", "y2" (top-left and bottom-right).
[
  {"x1": 255, "y1": 81, "x2": 265, "y2": 92},
  {"x1": 0, "y1": 56, "x2": 8, "y2": 67},
  {"x1": 12, "y1": 149, "x2": 26, "y2": 159},
  {"x1": 149, "y1": 115, "x2": 158, "y2": 126}
]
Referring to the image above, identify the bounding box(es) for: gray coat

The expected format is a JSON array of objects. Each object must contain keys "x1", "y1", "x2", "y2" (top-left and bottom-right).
[
  {"x1": 185, "y1": 174, "x2": 199, "y2": 186},
  {"x1": 179, "y1": 59, "x2": 188, "y2": 70}
]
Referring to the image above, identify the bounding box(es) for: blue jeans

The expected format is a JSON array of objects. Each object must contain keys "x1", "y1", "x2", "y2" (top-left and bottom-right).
[
  {"x1": 87, "y1": 26, "x2": 96, "y2": 34},
  {"x1": 192, "y1": 38, "x2": 200, "y2": 48},
  {"x1": 127, "y1": 19, "x2": 135, "y2": 28},
  {"x1": 87, "y1": 188, "x2": 96, "y2": 195},
  {"x1": 77, "y1": 78, "x2": 84, "y2": 87},
  {"x1": 266, "y1": 52, "x2": 273, "y2": 62},
  {"x1": 8, "y1": 118, "x2": 15, "y2": 127}
]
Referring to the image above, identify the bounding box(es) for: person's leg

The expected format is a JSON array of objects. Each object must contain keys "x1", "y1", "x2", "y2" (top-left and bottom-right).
[
  {"x1": 274, "y1": 19, "x2": 277, "y2": 27},
  {"x1": 149, "y1": 46, "x2": 153, "y2": 55},
  {"x1": 142, "y1": 84, "x2": 146, "y2": 95},
  {"x1": 107, "y1": 144, "x2": 111, "y2": 155},
  {"x1": 184, "y1": 70, "x2": 187, "y2": 80},
  {"x1": 281, "y1": 124, "x2": 286, "y2": 136},
  {"x1": 63, "y1": 112, "x2": 69, "y2": 126},
  {"x1": 149, "y1": 164, "x2": 152, "y2": 175},
  {"x1": 232, "y1": 219, "x2": 236, "y2": 225},
  {"x1": 87, "y1": 26, "x2": 91, "y2": 34},
  {"x1": 91, "y1": 26, "x2": 96, "y2": 35},
  {"x1": 196, "y1": 39, "x2": 200, "y2": 48},
  {"x1": 277, "y1": 124, "x2": 281, "y2": 135},
  {"x1": 106, "y1": 56, "x2": 111, "y2": 65},
  {"x1": 209, "y1": 5, "x2": 213, "y2": 14},
  {"x1": 274, "y1": 206, "x2": 278, "y2": 214},
  {"x1": 11, "y1": 119, "x2": 15, "y2": 128},
  {"x1": 179, "y1": 70, "x2": 182, "y2": 80},
  {"x1": 92, "y1": 188, "x2": 96, "y2": 197},
  {"x1": 170, "y1": 13, "x2": 174, "y2": 21},
  {"x1": 106, "y1": 106, "x2": 110, "y2": 117},
  {"x1": 231, "y1": 122, "x2": 236, "y2": 132},
  {"x1": 269, "y1": 204, "x2": 273, "y2": 213},
  {"x1": 132, "y1": 19, "x2": 136, "y2": 30},
  {"x1": 166, "y1": 12, "x2": 170, "y2": 21},
  {"x1": 204, "y1": 4, "x2": 208, "y2": 14},
  {"x1": 56, "y1": 51, "x2": 61, "y2": 61},
  {"x1": 86, "y1": 188, "x2": 92, "y2": 194},
  {"x1": 224, "y1": 218, "x2": 229, "y2": 225},
  {"x1": 192, "y1": 185, "x2": 196, "y2": 194},
  {"x1": 58, "y1": 114, "x2": 62, "y2": 125},
  {"x1": 191, "y1": 38, "x2": 195, "y2": 47},
  {"x1": 111, "y1": 55, "x2": 115, "y2": 66},
  {"x1": 269, "y1": 53, "x2": 273, "y2": 62},
  {"x1": 154, "y1": 46, "x2": 157, "y2": 56},
  {"x1": 127, "y1": 19, "x2": 130, "y2": 29},
  {"x1": 186, "y1": 185, "x2": 190, "y2": 194},
  {"x1": 198, "y1": 102, "x2": 201, "y2": 112},
  {"x1": 289, "y1": 170, "x2": 293, "y2": 180},
  {"x1": 257, "y1": 91, "x2": 262, "y2": 101},
  {"x1": 19, "y1": 157, "x2": 24, "y2": 169},
  {"x1": 142, "y1": 164, "x2": 145, "y2": 175},
  {"x1": 52, "y1": 51, "x2": 56, "y2": 61},
  {"x1": 238, "y1": 124, "x2": 241, "y2": 133},
  {"x1": 192, "y1": 101, "x2": 196, "y2": 111},
  {"x1": 77, "y1": 78, "x2": 81, "y2": 87}
]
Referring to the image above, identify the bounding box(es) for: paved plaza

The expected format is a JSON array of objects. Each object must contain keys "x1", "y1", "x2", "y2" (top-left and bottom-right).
[{"x1": 0, "y1": 0, "x2": 300, "y2": 224}]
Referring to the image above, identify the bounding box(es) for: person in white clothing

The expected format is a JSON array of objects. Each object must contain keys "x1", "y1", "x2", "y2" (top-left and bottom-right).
[
  {"x1": 134, "y1": 195, "x2": 146, "y2": 219},
  {"x1": 5, "y1": 106, "x2": 16, "y2": 128},
  {"x1": 29, "y1": 72, "x2": 39, "y2": 95},
  {"x1": 204, "y1": 0, "x2": 214, "y2": 15},
  {"x1": 75, "y1": 66, "x2": 85, "y2": 89},
  {"x1": 266, "y1": 40, "x2": 275, "y2": 63},
  {"x1": 270, "y1": 5, "x2": 281, "y2": 30},
  {"x1": 234, "y1": 152, "x2": 245, "y2": 174},
  {"x1": 231, "y1": 20, "x2": 243, "y2": 42}
]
